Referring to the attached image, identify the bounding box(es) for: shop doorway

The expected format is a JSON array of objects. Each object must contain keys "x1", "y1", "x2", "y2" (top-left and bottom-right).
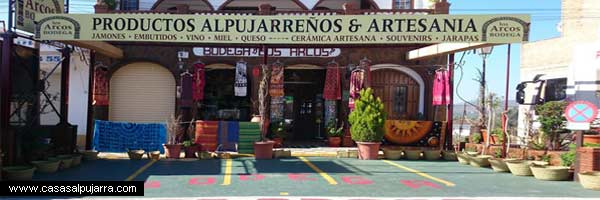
[
  {"x1": 371, "y1": 68, "x2": 422, "y2": 120},
  {"x1": 284, "y1": 69, "x2": 326, "y2": 142}
]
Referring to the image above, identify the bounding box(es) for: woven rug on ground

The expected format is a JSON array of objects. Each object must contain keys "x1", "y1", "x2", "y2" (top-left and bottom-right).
[
  {"x1": 218, "y1": 121, "x2": 239, "y2": 151},
  {"x1": 238, "y1": 122, "x2": 261, "y2": 154},
  {"x1": 93, "y1": 120, "x2": 166, "y2": 153}
]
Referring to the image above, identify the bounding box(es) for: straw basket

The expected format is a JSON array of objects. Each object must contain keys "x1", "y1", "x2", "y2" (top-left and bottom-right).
[
  {"x1": 70, "y1": 154, "x2": 82, "y2": 166},
  {"x1": 423, "y1": 150, "x2": 441, "y2": 161},
  {"x1": 530, "y1": 165, "x2": 570, "y2": 181},
  {"x1": 505, "y1": 160, "x2": 533, "y2": 176},
  {"x1": 578, "y1": 171, "x2": 600, "y2": 190},
  {"x1": 50, "y1": 155, "x2": 73, "y2": 169},
  {"x1": 31, "y1": 160, "x2": 60, "y2": 173},
  {"x1": 442, "y1": 151, "x2": 457, "y2": 161},
  {"x1": 127, "y1": 150, "x2": 145, "y2": 160},
  {"x1": 196, "y1": 151, "x2": 213, "y2": 160},
  {"x1": 470, "y1": 155, "x2": 492, "y2": 167},
  {"x1": 383, "y1": 149, "x2": 403, "y2": 160},
  {"x1": 404, "y1": 150, "x2": 422, "y2": 160},
  {"x1": 81, "y1": 150, "x2": 99, "y2": 160},
  {"x1": 456, "y1": 152, "x2": 471, "y2": 165},
  {"x1": 2, "y1": 166, "x2": 36, "y2": 181},
  {"x1": 489, "y1": 158, "x2": 510, "y2": 172},
  {"x1": 148, "y1": 151, "x2": 161, "y2": 160}
]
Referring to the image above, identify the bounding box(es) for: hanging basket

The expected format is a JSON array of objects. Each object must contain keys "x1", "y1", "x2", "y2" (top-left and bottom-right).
[
  {"x1": 383, "y1": 148, "x2": 403, "y2": 160},
  {"x1": 423, "y1": 150, "x2": 441, "y2": 161},
  {"x1": 489, "y1": 158, "x2": 510, "y2": 172},
  {"x1": 31, "y1": 160, "x2": 60, "y2": 173},
  {"x1": 404, "y1": 150, "x2": 422, "y2": 160},
  {"x1": 579, "y1": 171, "x2": 600, "y2": 190},
  {"x1": 442, "y1": 151, "x2": 457, "y2": 161},
  {"x1": 456, "y1": 152, "x2": 471, "y2": 165},
  {"x1": 470, "y1": 155, "x2": 492, "y2": 167},
  {"x1": 505, "y1": 160, "x2": 533, "y2": 176},
  {"x1": 531, "y1": 165, "x2": 571, "y2": 181}
]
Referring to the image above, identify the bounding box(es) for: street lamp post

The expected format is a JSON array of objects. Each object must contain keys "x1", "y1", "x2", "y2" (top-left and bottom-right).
[{"x1": 477, "y1": 46, "x2": 493, "y2": 133}]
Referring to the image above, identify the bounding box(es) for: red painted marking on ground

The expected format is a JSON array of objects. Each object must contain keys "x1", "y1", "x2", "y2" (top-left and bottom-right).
[
  {"x1": 341, "y1": 176, "x2": 373, "y2": 185},
  {"x1": 300, "y1": 198, "x2": 332, "y2": 200},
  {"x1": 400, "y1": 180, "x2": 442, "y2": 189},
  {"x1": 288, "y1": 173, "x2": 317, "y2": 181},
  {"x1": 196, "y1": 199, "x2": 227, "y2": 200},
  {"x1": 188, "y1": 177, "x2": 217, "y2": 185},
  {"x1": 144, "y1": 180, "x2": 160, "y2": 188},
  {"x1": 257, "y1": 198, "x2": 288, "y2": 200},
  {"x1": 239, "y1": 174, "x2": 265, "y2": 181}
]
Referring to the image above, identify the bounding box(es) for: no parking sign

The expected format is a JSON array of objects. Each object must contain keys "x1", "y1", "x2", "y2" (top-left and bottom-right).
[{"x1": 565, "y1": 101, "x2": 598, "y2": 130}]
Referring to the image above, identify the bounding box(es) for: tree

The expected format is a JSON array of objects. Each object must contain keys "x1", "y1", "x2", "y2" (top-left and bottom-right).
[{"x1": 534, "y1": 101, "x2": 568, "y2": 150}]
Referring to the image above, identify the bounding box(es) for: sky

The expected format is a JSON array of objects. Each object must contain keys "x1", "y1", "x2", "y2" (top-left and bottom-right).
[{"x1": 0, "y1": 0, "x2": 562, "y2": 103}]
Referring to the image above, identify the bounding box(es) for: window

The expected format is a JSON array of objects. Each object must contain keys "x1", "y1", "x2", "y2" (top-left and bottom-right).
[
  {"x1": 394, "y1": 86, "x2": 408, "y2": 114},
  {"x1": 120, "y1": 0, "x2": 139, "y2": 11},
  {"x1": 544, "y1": 78, "x2": 567, "y2": 102},
  {"x1": 394, "y1": 0, "x2": 412, "y2": 9}
]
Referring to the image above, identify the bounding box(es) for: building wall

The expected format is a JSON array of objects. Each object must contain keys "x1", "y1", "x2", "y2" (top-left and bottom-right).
[{"x1": 518, "y1": 0, "x2": 600, "y2": 140}]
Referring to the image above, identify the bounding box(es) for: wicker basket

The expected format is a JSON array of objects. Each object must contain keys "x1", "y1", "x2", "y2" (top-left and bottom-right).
[
  {"x1": 148, "y1": 151, "x2": 161, "y2": 160},
  {"x1": 530, "y1": 165, "x2": 570, "y2": 181},
  {"x1": 31, "y1": 160, "x2": 60, "y2": 173},
  {"x1": 127, "y1": 150, "x2": 145, "y2": 160},
  {"x1": 423, "y1": 150, "x2": 441, "y2": 161},
  {"x1": 196, "y1": 151, "x2": 213, "y2": 160},
  {"x1": 489, "y1": 158, "x2": 510, "y2": 172},
  {"x1": 2, "y1": 166, "x2": 36, "y2": 181},
  {"x1": 465, "y1": 151, "x2": 479, "y2": 156},
  {"x1": 50, "y1": 155, "x2": 73, "y2": 169},
  {"x1": 456, "y1": 152, "x2": 471, "y2": 165},
  {"x1": 442, "y1": 151, "x2": 457, "y2": 161},
  {"x1": 578, "y1": 171, "x2": 600, "y2": 190},
  {"x1": 404, "y1": 150, "x2": 422, "y2": 160},
  {"x1": 470, "y1": 155, "x2": 492, "y2": 167},
  {"x1": 81, "y1": 150, "x2": 99, "y2": 160},
  {"x1": 383, "y1": 149, "x2": 403, "y2": 160},
  {"x1": 505, "y1": 160, "x2": 533, "y2": 176},
  {"x1": 70, "y1": 154, "x2": 82, "y2": 166}
]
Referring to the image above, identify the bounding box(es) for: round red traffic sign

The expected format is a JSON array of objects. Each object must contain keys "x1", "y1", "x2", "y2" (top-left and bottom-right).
[{"x1": 565, "y1": 101, "x2": 598, "y2": 123}]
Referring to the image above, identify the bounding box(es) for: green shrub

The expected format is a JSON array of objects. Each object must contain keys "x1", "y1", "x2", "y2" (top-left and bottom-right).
[
  {"x1": 534, "y1": 101, "x2": 567, "y2": 150},
  {"x1": 326, "y1": 119, "x2": 344, "y2": 137},
  {"x1": 584, "y1": 143, "x2": 600, "y2": 148},
  {"x1": 348, "y1": 88, "x2": 386, "y2": 142},
  {"x1": 471, "y1": 134, "x2": 482, "y2": 143},
  {"x1": 560, "y1": 144, "x2": 576, "y2": 167}
]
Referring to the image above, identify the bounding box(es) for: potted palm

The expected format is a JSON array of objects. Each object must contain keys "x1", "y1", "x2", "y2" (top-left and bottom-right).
[
  {"x1": 326, "y1": 119, "x2": 343, "y2": 147},
  {"x1": 254, "y1": 64, "x2": 274, "y2": 159},
  {"x1": 348, "y1": 88, "x2": 386, "y2": 160},
  {"x1": 164, "y1": 114, "x2": 184, "y2": 159}
]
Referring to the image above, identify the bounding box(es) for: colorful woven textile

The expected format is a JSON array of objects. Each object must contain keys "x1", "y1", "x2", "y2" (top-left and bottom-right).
[
  {"x1": 195, "y1": 121, "x2": 218, "y2": 151},
  {"x1": 324, "y1": 100, "x2": 337, "y2": 126},
  {"x1": 193, "y1": 63, "x2": 206, "y2": 101},
  {"x1": 238, "y1": 122, "x2": 261, "y2": 154},
  {"x1": 432, "y1": 70, "x2": 451, "y2": 105},
  {"x1": 217, "y1": 121, "x2": 239, "y2": 151},
  {"x1": 235, "y1": 61, "x2": 248, "y2": 97},
  {"x1": 269, "y1": 62, "x2": 285, "y2": 97},
  {"x1": 180, "y1": 72, "x2": 193, "y2": 108},
  {"x1": 270, "y1": 96, "x2": 285, "y2": 122},
  {"x1": 323, "y1": 62, "x2": 341, "y2": 100},
  {"x1": 349, "y1": 69, "x2": 366, "y2": 111},
  {"x1": 92, "y1": 120, "x2": 166, "y2": 153},
  {"x1": 93, "y1": 67, "x2": 109, "y2": 106}
]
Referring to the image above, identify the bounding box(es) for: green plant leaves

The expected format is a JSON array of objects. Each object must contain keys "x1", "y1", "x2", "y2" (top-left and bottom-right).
[{"x1": 348, "y1": 88, "x2": 386, "y2": 142}]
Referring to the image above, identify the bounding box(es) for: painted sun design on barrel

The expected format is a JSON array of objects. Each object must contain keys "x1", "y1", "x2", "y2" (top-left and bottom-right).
[{"x1": 384, "y1": 120, "x2": 434, "y2": 145}]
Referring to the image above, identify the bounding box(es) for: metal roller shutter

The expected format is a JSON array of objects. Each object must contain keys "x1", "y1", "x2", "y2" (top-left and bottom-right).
[{"x1": 109, "y1": 62, "x2": 175, "y2": 123}]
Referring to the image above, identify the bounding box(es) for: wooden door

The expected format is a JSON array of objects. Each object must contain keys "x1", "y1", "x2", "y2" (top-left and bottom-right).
[{"x1": 371, "y1": 69, "x2": 420, "y2": 120}]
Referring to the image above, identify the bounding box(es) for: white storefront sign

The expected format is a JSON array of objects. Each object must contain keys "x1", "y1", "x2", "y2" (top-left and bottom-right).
[{"x1": 193, "y1": 47, "x2": 341, "y2": 57}]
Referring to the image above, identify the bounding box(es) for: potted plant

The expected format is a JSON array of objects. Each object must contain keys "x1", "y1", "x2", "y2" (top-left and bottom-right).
[
  {"x1": 183, "y1": 121, "x2": 198, "y2": 158},
  {"x1": 578, "y1": 171, "x2": 600, "y2": 190},
  {"x1": 348, "y1": 88, "x2": 386, "y2": 160},
  {"x1": 254, "y1": 64, "x2": 275, "y2": 159},
  {"x1": 271, "y1": 121, "x2": 286, "y2": 148},
  {"x1": 470, "y1": 133, "x2": 482, "y2": 144},
  {"x1": 505, "y1": 159, "x2": 534, "y2": 176},
  {"x1": 164, "y1": 114, "x2": 184, "y2": 159},
  {"x1": 326, "y1": 119, "x2": 343, "y2": 147},
  {"x1": 470, "y1": 155, "x2": 492, "y2": 167},
  {"x1": 531, "y1": 165, "x2": 571, "y2": 181},
  {"x1": 489, "y1": 149, "x2": 510, "y2": 172},
  {"x1": 2, "y1": 166, "x2": 36, "y2": 181}
]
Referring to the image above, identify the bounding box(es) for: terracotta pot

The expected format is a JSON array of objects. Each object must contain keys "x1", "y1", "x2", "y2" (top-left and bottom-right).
[
  {"x1": 328, "y1": 137, "x2": 342, "y2": 147},
  {"x1": 254, "y1": 141, "x2": 274, "y2": 159},
  {"x1": 584, "y1": 135, "x2": 600, "y2": 144},
  {"x1": 481, "y1": 129, "x2": 488, "y2": 144},
  {"x1": 163, "y1": 144, "x2": 183, "y2": 159},
  {"x1": 185, "y1": 145, "x2": 198, "y2": 158},
  {"x1": 2, "y1": 166, "x2": 36, "y2": 181},
  {"x1": 356, "y1": 142, "x2": 381, "y2": 160},
  {"x1": 491, "y1": 135, "x2": 499, "y2": 144},
  {"x1": 383, "y1": 148, "x2": 403, "y2": 160},
  {"x1": 273, "y1": 137, "x2": 284, "y2": 148}
]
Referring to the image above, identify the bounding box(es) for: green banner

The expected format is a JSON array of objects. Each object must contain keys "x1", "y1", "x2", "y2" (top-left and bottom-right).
[
  {"x1": 16, "y1": 0, "x2": 64, "y2": 33},
  {"x1": 35, "y1": 13, "x2": 530, "y2": 44}
]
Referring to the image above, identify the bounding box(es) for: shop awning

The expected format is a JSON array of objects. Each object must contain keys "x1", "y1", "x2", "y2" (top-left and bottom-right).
[
  {"x1": 407, "y1": 43, "x2": 495, "y2": 61},
  {"x1": 61, "y1": 41, "x2": 124, "y2": 59}
]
